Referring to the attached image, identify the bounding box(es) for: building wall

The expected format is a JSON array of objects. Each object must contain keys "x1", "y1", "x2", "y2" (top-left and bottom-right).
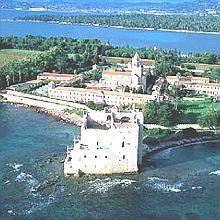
[
  {"x1": 185, "y1": 83, "x2": 220, "y2": 96},
  {"x1": 64, "y1": 109, "x2": 144, "y2": 175},
  {"x1": 102, "y1": 74, "x2": 131, "y2": 86},
  {"x1": 48, "y1": 86, "x2": 155, "y2": 106}
]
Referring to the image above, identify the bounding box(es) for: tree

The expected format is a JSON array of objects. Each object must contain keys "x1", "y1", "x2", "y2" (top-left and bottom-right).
[
  {"x1": 135, "y1": 87, "x2": 144, "y2": 94},
  {"x1": 85, "y1": 101, "x2": 105, "y2": 111},
  {"x1": 198, "y1": 109, "x2": 219, "y2": 129},
  {"x1": 124, "y1": 86, "x2": 130, "y2": 93},
  {"x1": 144, "y1": 102, "x2": 182, "y2": 126}
]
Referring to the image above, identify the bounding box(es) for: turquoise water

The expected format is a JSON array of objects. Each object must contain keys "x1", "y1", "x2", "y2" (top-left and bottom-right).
[
  {"x1": 1, "y1": 9, "x2": 220, "y2": 53},
  {"x1": 0, "y1": 103, "x2": 220, "y2": 219}
]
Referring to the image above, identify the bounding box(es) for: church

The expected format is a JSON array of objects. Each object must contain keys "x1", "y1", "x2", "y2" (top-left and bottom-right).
[{"x1": 100, "y1": 53, "x2": 147, "y2": 91}]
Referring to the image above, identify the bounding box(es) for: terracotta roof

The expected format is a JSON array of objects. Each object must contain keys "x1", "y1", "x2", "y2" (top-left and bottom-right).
[
  {"x1": 103, "y1": 70, "x2": 131, "y2": 76},
  {"x1": 191, "y1": 77, "x2": 209, "y2": 81},
  {"x1": 39, "y1": 72, "x2": 75, "y2": 78}
]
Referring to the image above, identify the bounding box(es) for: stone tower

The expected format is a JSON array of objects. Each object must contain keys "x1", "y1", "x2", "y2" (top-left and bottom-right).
[{"x1": 131, "y1": 53, "x2": 146, "y2": 90}]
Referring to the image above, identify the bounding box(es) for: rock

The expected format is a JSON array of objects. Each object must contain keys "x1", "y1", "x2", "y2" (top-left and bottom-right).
[
  {"x1": 47, "y1": 157, "x2": 53, "y2": 164},
  {"x1": 35, "y1": 176, "x2": 59, "y2": 192},
  {"x1": 74, "y1": 169, "x2": 85, "y2": 178},
  {"x1": 60, "y1": 159, "x2": 65, "y2": 163}
]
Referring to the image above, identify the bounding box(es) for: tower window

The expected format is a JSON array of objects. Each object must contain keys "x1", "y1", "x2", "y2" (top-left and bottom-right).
[
  {"x1": 84, "y1": 155, "x2": 86, "y2": 158},
  {"x1": 123, "y1": 155, "x2": 125, "y2": 159},
  {"x1": 97, "y1": 141, "x2": 99, "y2": 146},
  {"x1": 105, "y1": 156, "x2": 108, "y2": 159},
  {"x1": 95, "y1": 156, "x2": 97, "y2": 158},
  {"x1": 122, "y1": 141, "x2": 125, "y2": 148}
]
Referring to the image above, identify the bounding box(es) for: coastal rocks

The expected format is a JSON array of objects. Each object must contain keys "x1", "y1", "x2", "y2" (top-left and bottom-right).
[
  {"x1": 47, "y1": 157, "x2": 53, "y2": 164},
  {"x1": 35, "y1": 107, "x2": 83, "y2": 126},
  {"x1": 74, "y1": 169, "x2": 85, "y2": 178},
  {"x1": 35, "y1": 176, "x2": 59, "y2": 192}
]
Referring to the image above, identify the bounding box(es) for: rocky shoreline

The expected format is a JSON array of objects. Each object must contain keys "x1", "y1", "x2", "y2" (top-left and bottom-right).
[
  {"x1": 34, "y1": 107, "x2": 83, "y2": 126},
  {"x1": 0, "y1": 101, "x2": 83, "y2": 127}
]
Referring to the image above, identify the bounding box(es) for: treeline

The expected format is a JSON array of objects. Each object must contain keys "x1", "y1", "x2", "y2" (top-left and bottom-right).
[
  {"x1": 0, "y1": 36, "x2": 109, "y2": 88},
  {"x1": 1, "y1": 35, "x2": 220, "y2": 88},
  {"x1": 0, "y1": 35, "x2": 103, "y2": 56},
  {"x1": 20, "y1": 14, "x2": 220, "y2": 33},
  {"x1": 0, "y1": 47, "x2": 67, "y2": 88}
]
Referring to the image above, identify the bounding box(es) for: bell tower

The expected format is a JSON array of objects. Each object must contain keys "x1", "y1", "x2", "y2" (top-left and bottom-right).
[{"x1": 131, "y1": 52, "x2": 143, "y2": 86}]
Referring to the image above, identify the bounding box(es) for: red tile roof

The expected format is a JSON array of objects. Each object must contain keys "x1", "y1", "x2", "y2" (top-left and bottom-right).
[{"x1": 103, "y1": 70, "x2": 131, "y2": 76}]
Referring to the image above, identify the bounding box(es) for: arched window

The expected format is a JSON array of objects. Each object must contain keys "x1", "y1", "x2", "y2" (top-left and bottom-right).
[
  {"x1": 122, "y1": 141, "x2": 125, "y2": 148},
  {"x1": 107, "y1": 115, "x2": 111, "y2": 121},
  {"x1": 121, "y1": 117, "x2": 130, "y2": 123}
]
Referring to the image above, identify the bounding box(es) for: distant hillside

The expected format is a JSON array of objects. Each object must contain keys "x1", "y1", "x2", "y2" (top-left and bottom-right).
[{"x1": 1, "y1": 0, "x2": 220, "y2": 14}]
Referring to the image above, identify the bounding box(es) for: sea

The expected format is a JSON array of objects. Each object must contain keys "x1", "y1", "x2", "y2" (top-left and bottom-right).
[
  {"x1": 0, "y1": 104, "x2": 220, "y2": 220},
  {"x1": 0, "y1": 9, "x2": 220, "y2": 54}
]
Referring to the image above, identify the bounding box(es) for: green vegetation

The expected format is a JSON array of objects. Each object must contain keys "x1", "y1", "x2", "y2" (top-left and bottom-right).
[
  {"x1": 64, "y1": 108, "x2": 83, "y2": 117},
  {"x1": 203, "y1": 69, "x2": 220, "y2": 83},
  {"x1": 0, "y1": 49, "x2": 36, "y2": 68},
  {"x1": 181, "y1": 63, "x2": 196, "y2": 70},
  {"x1": 198, "y1": 108, "x2": 220, "y2": 129},
  {"x1": 143, "y1": 128, "x2": 217, "y2": 145},
  {"x1": 83, "y1": 69, "x2": 102, "y2": 81},
  {"x1": 144, "y1": 102, "x2": 182, "y2": 126},
  {"x1": 85, "y1": 101, "x2": 106, "y2": 111},
  {"x1": 143, "y1": 101, "x2": 220, "y2": 129},
  {"x1": 183, "y1": 63, "x2": 220, "y2": 71},
  {"x1": 0, "y1": 36, "x2": 107, "y2": 89},
  {"x1": 180, "y1": 100, "x2": 220, "y2": 124},
  {"x1": 102, "y1": 56, "x2": 155, "y2": 66},
  {"x1": 143, "y1": 129, "x2": 174, "y2": 145},
  {"x1": 20, "y1": 14, "x2": 220, "y2": 33}
]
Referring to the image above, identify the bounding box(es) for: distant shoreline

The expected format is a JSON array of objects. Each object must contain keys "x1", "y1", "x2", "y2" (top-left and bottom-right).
[{"x1": 2, "y1": 19, "x2": 220, "y2": 36}]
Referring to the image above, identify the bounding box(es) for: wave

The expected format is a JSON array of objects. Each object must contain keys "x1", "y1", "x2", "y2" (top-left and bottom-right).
[
  {"x1": 145, "y1": 177, "x2": 183, "y2": 193},
  {"x1": 209, "y1": 170, "x2": 220, "y2": 176},
  {"x1": 7, "y1": 163, "x2": 23, "y2": 172},
  {"x1": 191, "y1": 186, "x2": 202, "y2": 190},
  {"x1": 15, "y1": 172, "x2": 39, "y2": 195},
  {"x1": 22, "y1": 194, "x2": 56, "y2": 215},
  {"x1": 88, "y1": 178, "x2": 136, "y2": 193}
]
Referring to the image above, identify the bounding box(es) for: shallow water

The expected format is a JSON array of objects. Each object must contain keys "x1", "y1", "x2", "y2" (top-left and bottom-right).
[{"x1": 0, "y1": 103, "x2": 220, "y2": 220}]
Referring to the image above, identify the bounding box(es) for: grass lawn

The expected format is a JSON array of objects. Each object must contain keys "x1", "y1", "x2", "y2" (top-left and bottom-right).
[
  {"x1": 0, "y1": 49, "x2": 37, "y2": 68},
  {"x1": 102, "y1": 56, "x2": 155, "y2": 66},
  {"x1": 184, "y1": 63, "x2": 220, "y2": 71},
  {"x1": 180, "y1": 100, "x2": 220, "y2": 124}
]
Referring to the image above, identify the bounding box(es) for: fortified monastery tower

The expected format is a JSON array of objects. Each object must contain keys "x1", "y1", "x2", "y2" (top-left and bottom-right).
[{"x1": 131, "y1": 52, "x2": 146, "y2": 90}]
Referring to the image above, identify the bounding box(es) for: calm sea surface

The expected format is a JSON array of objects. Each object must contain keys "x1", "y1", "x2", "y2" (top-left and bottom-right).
[
  {"x1": 0, "y1": 104, "x2": 220, "y2": 220},
  {"x1": 0, "y1": 9, "x2": 220, "y2": 54}
]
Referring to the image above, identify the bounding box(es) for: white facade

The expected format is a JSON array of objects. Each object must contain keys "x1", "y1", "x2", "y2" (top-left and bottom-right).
[
  {"x1": 64, "y1": 108, "x2": 144, "y2": 176},
  {"x1": 48, "y1": 83, "x2": 155, "y2": 106},
  {"x1": 184, "y1": 82, "x2": 220, "y2": 97},
  {"x1": 166, "y1": 75, "x2": 220, "y2": 97}
]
